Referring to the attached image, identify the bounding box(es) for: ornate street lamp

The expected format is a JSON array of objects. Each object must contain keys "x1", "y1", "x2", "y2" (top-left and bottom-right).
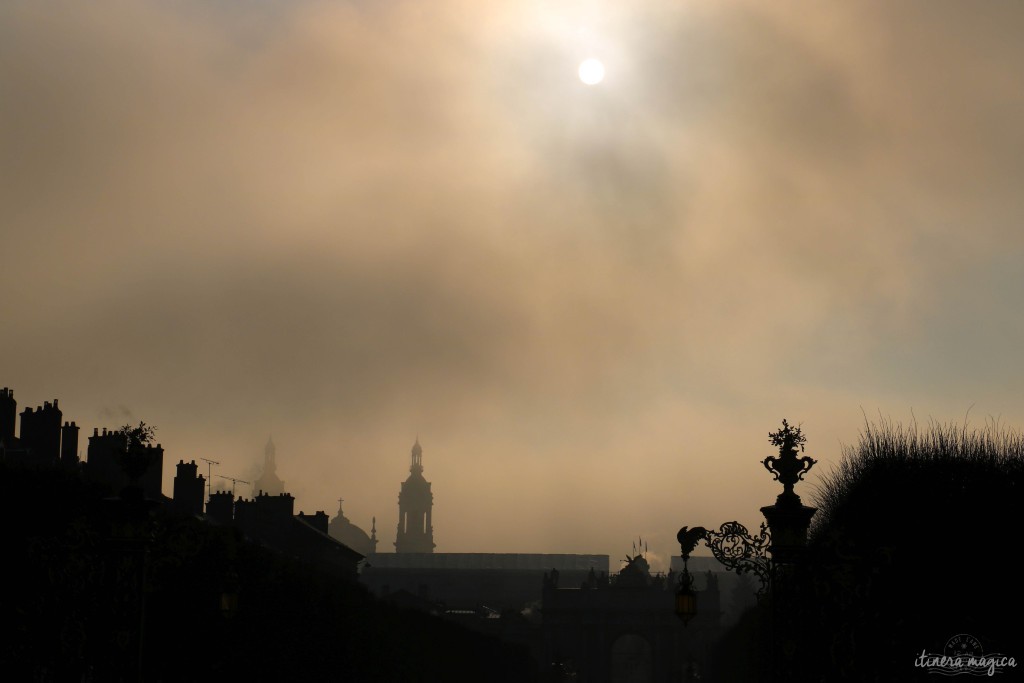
[
  {"x1": 676, "y1": 420, "x2": 817, "y2": 597},
  {"x1": 673, "y1": 550, "x2": 698, "y2": 625},
  {"x1": 676, "y1": 420, "x2": 818, "y2": 681}
]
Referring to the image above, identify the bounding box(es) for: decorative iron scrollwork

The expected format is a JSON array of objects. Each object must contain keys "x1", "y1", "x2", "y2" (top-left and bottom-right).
[
  {"x1": 704, "y1": 521, "x2": 771, "y2": 595},
  {"x1": 678, "y1": 521, "x2": 772, "y2": 597},
  {"x1": 677, "y1": 420, "x2": 819, "y2": 603}
]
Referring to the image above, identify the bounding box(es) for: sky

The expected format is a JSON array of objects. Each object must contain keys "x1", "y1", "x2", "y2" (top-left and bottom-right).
[{"x1": 3, "y1": 0, "x2": 1024, "y2": 571}]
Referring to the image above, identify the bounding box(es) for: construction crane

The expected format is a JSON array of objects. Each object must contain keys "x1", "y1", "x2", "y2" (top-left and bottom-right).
[
  {"x1": 200, "y1": 458, "x2": 220, "y2": 499},
  {"x1": 217, "y1": 474, "x2": 250, "y2": 497}
]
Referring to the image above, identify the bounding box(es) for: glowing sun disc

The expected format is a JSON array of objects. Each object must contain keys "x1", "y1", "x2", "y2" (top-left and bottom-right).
[{"x1": 578, "y1": 58, "x2": 605, "y2": 85}]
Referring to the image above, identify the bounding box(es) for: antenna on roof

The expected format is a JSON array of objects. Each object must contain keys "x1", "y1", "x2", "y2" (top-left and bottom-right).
[
  {"x1": 217, "y1": 474, "x2": 250, "y2": 496},
  {"x1": 200, "y1": 458, "x2": 220, "y2": 499}
]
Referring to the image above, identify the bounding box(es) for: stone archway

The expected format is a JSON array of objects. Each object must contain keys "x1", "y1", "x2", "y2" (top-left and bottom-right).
[{"x1": 610, "y1": 633, "x2": 653, "y2": 683}]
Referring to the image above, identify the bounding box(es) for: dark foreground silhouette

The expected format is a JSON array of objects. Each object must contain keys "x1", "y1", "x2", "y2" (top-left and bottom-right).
[
  {"x1": 711, "y1": 419, "x2": 1024, "y2": 683},
  {"x1": 0, "y1": 463, "x2": 536, "y2": 682}
]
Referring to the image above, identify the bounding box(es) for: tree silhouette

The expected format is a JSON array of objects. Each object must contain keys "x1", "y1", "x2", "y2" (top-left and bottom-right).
[
  {"x1": 113, "y1": 421, "x2": 158, "y2": 489},
  {"x1": 799, "y1": 417, "x2": 1024, "y2": 681},
  {"x1": 115, "y1": 421, "x2": 156, "y2": 449}
]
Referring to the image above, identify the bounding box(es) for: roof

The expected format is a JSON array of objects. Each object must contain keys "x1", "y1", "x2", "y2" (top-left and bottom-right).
[{"x1": 365, "y1": 553, "x2": 609, "y2": 572}]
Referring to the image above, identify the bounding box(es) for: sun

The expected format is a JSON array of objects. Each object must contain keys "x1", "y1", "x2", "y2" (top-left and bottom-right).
[{"x1": 578, "y1": 58, "x2": 605, "y2": 85}]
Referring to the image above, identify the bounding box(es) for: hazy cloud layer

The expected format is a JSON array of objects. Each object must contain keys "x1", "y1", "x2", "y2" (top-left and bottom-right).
[{"x1": 3, "y1": 0, "x2": 1024, "y2": 564}]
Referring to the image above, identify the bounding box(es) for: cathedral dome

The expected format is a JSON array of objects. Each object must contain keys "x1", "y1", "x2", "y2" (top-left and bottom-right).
[{"x1": 328, "y1": 499, "x2": 377, "y2": 557}]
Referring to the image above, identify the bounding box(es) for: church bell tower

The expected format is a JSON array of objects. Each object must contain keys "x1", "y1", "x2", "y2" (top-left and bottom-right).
[
  {"x1": 395, "y1": 438, "x2": 435, "y2": 553},
  {"x1": 252, "y1": 436, "x2": 285, "y2": 496}
]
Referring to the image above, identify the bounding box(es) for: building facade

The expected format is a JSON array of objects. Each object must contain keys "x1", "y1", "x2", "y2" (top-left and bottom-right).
[
  {"x1": 394, "y1": 439, "x2": 435, "y2": 553},
  {"x1": 361, "y1": 552, "x2": 609, "y2": 611},
  {"x1": 0, "y1": 388, "x2": 80, "y2": 469},
  {"x1": 542, "y1": 554, "x2": 723, "y2": 683}
]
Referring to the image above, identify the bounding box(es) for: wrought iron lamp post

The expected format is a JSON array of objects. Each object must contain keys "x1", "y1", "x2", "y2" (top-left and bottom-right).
[
  {"x1": 674, "y1": 552, "x2": 698, "y2": 625},
  {"x1": 675, "y1": 420, "x2": 817, "y2": 680}
]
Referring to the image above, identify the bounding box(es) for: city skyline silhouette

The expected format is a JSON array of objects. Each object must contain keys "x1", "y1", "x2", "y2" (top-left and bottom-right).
[{"x1": 3, "y1": 3, "x2": 1024, "y2": 678}]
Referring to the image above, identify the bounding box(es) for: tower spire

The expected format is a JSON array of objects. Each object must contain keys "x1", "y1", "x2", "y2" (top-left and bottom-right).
[
  {"x1": 265, "y1": 436, "x2": 276, "y2": 472},
  {"x1": 410, "y1": 437, "x2": 423, "y2": 473},
  {"x1": 396, "y1": 439, "x2": 434, "y2": 553},
  {"x1": 252, "y1": 435, "x2": 284, "y2": 496}
]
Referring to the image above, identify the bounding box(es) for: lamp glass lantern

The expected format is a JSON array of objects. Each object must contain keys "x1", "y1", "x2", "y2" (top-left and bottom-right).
[{"x1": 674, "y1": 567, "x2": 698, "y2": 624}]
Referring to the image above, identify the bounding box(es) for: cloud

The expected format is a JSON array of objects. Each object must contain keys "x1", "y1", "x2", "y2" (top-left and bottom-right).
[{"x1": 3, "y1": 0, "x2": 1023, "y2": 558}]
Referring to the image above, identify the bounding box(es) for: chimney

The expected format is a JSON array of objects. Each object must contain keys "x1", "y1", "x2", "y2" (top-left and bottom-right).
[
  {"x1": 61, "y1": 421, "x2": 80, "y2": 466},
  {"x1": 0, "y1": 388, "x2": 16, "y2": 444}
]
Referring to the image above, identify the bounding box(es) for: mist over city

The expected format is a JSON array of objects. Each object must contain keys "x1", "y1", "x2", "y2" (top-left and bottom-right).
[{"x1": 3, "y1": 1, "x2": 1023, "y2": 681}]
